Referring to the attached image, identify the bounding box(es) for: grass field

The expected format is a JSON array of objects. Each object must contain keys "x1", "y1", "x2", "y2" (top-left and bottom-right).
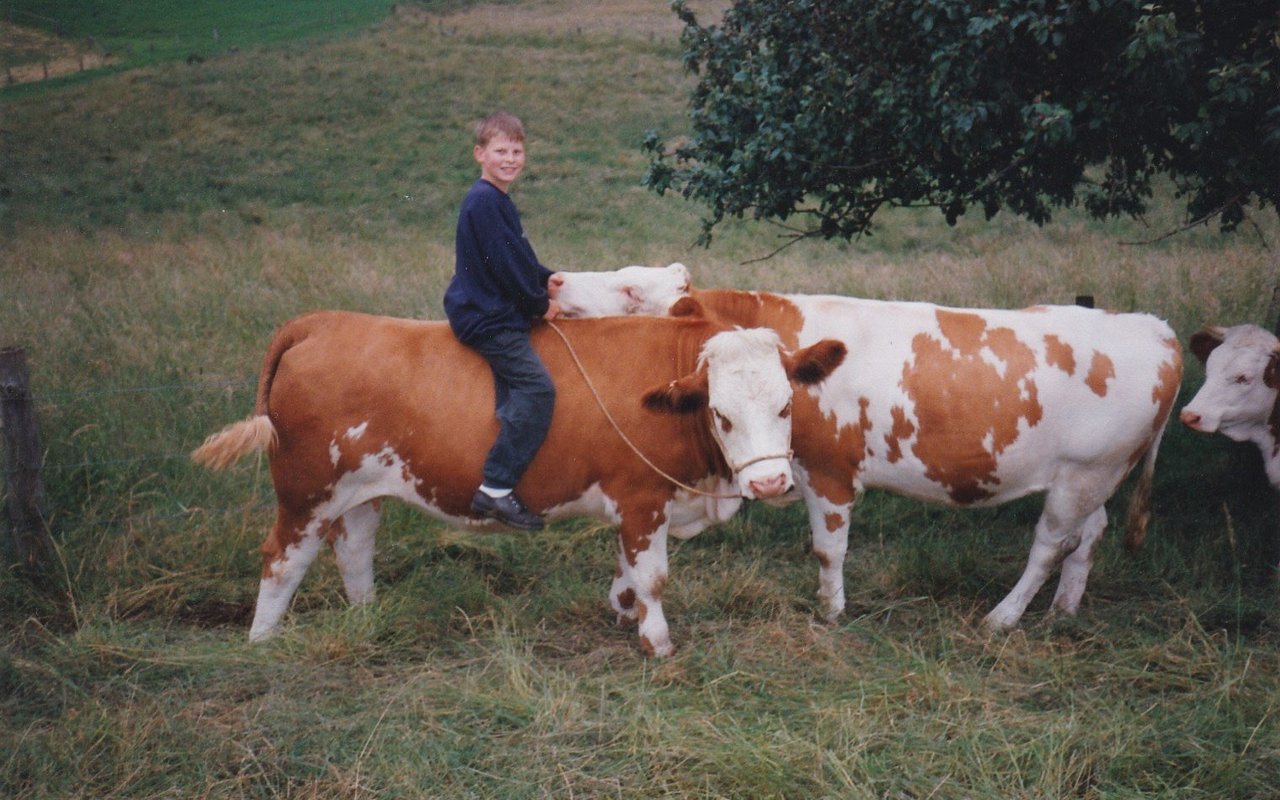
[{"x1": 3, "y1": 1, "x2": 1280, "y2": 797}]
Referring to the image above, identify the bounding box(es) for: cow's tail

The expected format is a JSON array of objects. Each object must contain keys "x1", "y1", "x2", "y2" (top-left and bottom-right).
[
  {"x1": 190, "y1": 322, "x2": 301, "y2": 471},
  {"x1": 1123, "y1": 425, "x2": 1166, "y2": 554}
]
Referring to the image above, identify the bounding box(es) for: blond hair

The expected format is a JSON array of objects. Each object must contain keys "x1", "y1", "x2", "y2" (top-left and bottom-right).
[{"x1": 474, "y1": 112, "x2": 525, "y2": 146}]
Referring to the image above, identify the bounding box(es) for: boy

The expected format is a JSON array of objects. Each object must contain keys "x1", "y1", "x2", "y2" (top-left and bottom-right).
[{"x1": 444, "y1": 112, "x2": 562, "y2": 531}]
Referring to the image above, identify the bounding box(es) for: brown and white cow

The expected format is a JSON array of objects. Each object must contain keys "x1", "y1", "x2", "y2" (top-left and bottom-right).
[
  {"x1": 191, "y1": 310, "x2": 844, "y2": 655},
  {"x1": 594, "y1": 275, "x2": 1183, "y2": 631},
  {"x1": 1181, "y1": 324, "x2": 1280, "y2": 487}
]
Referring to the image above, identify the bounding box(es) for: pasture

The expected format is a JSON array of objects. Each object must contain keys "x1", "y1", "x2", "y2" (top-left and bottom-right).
[{"x1": 3, "y1": 0, "x2": 1280, "y2": 796}]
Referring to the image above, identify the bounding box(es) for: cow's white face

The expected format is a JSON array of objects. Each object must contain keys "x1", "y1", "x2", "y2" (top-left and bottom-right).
[
  {"x1": 556, "y1": 263, "x2": 691, "y2": 317},
  {"x1": 1181, "y1": 324, "x2": 1280, "y2": 440},
  {"x1": 700, "y1": 329, "x2": 797, "y2": 498}
]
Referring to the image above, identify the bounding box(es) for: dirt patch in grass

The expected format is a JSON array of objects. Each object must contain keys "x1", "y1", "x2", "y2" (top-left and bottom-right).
[{"x1": 2, "y1": 22, "x2": 116, "y2": 85}]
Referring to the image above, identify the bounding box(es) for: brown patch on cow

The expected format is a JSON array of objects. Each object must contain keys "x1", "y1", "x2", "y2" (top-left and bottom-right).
[
  {"x1": 636, "y1": 599, "x2": 649, "y2": 626},
  {"x1": 322, "y1": 516, "x2": 347, "y2": 544},
  {"x1": 789, "y1": 389, "x2": 864, "y2": 508},
  {"x1": 623, "y1": 531, "x2": 652, "y2": 567},
  {"x1": 1085, "y1": 351, "x2": 1116, "y2": 397},
  {"x1": 1151, "y1": 337, "x2": 1183, "y2": 432},
  {"x1": 692, "y1": 288, "x2": 807, "y2": 349},
  {"x1": 1043, "y1": 335, "x2": 1076, "y2": 376},
  {"x1": 812, "y1": 548, "x2": 832, "y2": 569},
  {"x1": 900, "y1": 310, "x2": 1042, "y2": 504},
  {"x1": 616, "y1": 587, "x2": 636, "y2": 611},
  {"x1": 884, "y1": 405, "x2": 915, "y2": 463},
  {"x1": 824, "y1": 512, "x2": 845, "y2": 533}
]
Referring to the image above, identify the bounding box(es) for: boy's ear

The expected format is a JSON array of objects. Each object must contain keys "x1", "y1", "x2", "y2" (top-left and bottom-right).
[
  {"x1": 785, "y1": 339, "x2": 847, "y2": 385},
  {"x1": 669, "y1": 296, "x2": 705, "y2": 318},
  {"x1": 643, "y1": 372, "x2": 709, "y2": 415}
]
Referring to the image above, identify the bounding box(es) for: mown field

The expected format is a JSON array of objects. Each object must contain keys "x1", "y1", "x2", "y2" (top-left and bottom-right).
[{"x1": 3, "y1": 1, "x2": 1280, "y2": 797}]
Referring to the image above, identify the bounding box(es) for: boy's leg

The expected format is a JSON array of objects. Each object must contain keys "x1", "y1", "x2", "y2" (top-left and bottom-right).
[{"x1": 470, "y1": 329, "x2": 556, "y2": 528}]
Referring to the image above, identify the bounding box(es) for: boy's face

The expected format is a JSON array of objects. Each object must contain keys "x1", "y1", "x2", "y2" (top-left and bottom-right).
[{"x1": 474, "y1": 134, "x2": 526, "y2": 193}]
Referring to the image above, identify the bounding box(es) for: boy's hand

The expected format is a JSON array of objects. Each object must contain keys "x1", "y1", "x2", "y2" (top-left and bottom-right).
[
  {"x1": 543, "y1": 300, "x2": 563, "y2": 320},
  {"x1": 547, "y1": 272, "x2": 565, "y2": 299}
]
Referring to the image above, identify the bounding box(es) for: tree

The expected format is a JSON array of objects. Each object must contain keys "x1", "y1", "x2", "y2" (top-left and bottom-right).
[{"x1": 643, "y1": 0, "x2": 1280, "y2": 245}]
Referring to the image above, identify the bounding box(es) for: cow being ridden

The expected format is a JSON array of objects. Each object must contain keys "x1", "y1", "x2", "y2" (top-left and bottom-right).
[
  {"x1": 191, "y1": 310, "x2": 845, "y2": 655},
  {"x1": 1181, "y1": 324, "x2": 1280, "y2": 488},
  {"x1": 560, "y1": 268, "x2": 1183, "y2": 631}
]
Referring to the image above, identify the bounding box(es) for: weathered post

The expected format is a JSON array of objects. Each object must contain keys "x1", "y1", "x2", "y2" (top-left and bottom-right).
[{"x1": 1, "y1": 346, "x2": 53, "y2": 568}]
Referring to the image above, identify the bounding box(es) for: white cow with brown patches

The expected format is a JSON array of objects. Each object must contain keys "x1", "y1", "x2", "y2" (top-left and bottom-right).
[
  {"x1": 605, "y1": 275, "x2": 1183, "y2": 631},
  {"x1": 1181, "y1": 324, "x2": 1280, "y2": 487},
  {"x1": 192, "y1": 310, "x2": 844, "y2": 655}
]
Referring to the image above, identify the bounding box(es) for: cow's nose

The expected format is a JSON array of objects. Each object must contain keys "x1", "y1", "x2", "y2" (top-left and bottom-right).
[
  {"x1": 748, "y1": 472, "x2": 790, "y2": 498},
  {"x1": 1180, "y1": 408, "x2": 1202, "y2": 430}
]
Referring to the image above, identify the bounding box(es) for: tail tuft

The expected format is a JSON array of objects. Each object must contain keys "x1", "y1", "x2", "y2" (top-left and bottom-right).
[
  {"x1": 1123, "y1": 465, "x2": 1153, "y2": 553},
  {"x1": 191, "y1": 415, "x2": 277, "y2": 471}
]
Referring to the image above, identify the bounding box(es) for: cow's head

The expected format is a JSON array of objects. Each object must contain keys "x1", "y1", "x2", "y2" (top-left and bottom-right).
[
  {"x1": 1181, "y1": 324, "x2": 1280, "y2": 442},
  {"x1": 642, "y1": 328, "x2": 846, "y2": 499},
  {"x1": 556, "y1": 263, "x2": 692, "y2": 318}
]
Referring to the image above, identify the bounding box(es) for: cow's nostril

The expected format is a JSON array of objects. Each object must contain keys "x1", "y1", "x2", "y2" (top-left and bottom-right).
[{"x1": 1179, "y1": 409, "x2": 1201, "y2": 428}]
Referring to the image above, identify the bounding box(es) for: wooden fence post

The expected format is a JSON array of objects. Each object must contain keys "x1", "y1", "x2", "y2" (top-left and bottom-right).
[{"x1": 1, "y1": 346, "x2": 53, "y2": 568}]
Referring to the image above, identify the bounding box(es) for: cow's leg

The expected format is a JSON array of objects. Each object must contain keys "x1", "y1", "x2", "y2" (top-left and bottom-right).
[
  {"x1": 249, "y1": 510, "x2": 326, "y2": 641},
  {"x1": 796, "y1": 464, "x2": 859, "y2": 622},
  {"x1": 806, "y1": 493, "x2": 854, "y2": 622},
  {"x1": 332, "y1": 500, "x2": 382, "y2": 606},
  {"x1": 612, "y1": 512, "x2": 673, "y2": 657},
  {"x1": 1049, "y1": 506, "x2": 1107, "y2": 616},
  {"x1": 983, "y1": 511, "x2": 1066, "y2": 632},
  {"x1": 609, "y1": 558, "x2": 639, "y2": 624},
  {"x1": 984, "y1": 471, "x2": 1120, "y2": 631}
]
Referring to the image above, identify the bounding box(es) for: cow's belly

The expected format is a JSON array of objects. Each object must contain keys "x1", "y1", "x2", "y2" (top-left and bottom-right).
[{"x1": 858, "y1": 452, "x2": 1053, "y2": 507}]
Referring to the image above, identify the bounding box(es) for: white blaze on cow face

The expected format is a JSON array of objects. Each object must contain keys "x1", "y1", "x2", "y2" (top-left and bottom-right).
[
  {"x1": 700, "y1": 328, "x2": 796, "y2": 499},
  {"x1": 1182, "y1": 324, "x2": 1280, "y2": 442},
  {"x1": 556, "y1": 263, "x2": 692, "y2": 317}
]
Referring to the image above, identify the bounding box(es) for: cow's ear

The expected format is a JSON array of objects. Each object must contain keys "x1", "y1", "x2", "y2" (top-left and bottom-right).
[
  {"x1": 669, "y1": 296, "x2": 705, "y2": 318},
  {"x1": 643, "y1": 372, "x2": 708, "y2": 415},
  {"x1": 1188, "y1": 327, "x2": 1226, "y2": 365},
  {"x1": 786, "y1": 339, "x2": 847, "y2": 385},
  {"x1": 1264, "y1": 347, "x2": 1280, "y2": 389}
]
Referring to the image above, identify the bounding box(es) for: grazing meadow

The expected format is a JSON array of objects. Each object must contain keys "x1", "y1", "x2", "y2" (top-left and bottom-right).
[{"x1": 3, "y1": 0, "x2": 1280, "y2": 797}]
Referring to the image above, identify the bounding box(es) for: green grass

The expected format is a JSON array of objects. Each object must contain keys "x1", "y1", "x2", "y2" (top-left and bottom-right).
[
  {"x1": 3, "y1": 0, "x2": 1280, "y2": 797},
  {"x1": 3, "y1": 0, "x2": 397, "y2": 70}
]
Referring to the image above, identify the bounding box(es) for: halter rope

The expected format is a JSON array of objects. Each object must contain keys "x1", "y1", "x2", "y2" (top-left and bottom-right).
[{"x1": 545, "y1": 321, "x2": 791, "y2": 500}]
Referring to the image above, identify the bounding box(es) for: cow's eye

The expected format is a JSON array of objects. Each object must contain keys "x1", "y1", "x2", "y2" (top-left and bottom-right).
[
  {"x1": 779, "y1": 401, "x2": 792, "y2": 419},
  {"x1": 714, "y1": 409, "x2": 733, "y2": 433},
  {"x1": 1234, "y1": 375, "x2": 1251, "y2": 385}
]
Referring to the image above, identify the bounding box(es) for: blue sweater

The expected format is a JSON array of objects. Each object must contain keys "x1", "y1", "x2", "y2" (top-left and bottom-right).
[{"x1": 444, "y1": 179, "x2": 554, "y2": 345}]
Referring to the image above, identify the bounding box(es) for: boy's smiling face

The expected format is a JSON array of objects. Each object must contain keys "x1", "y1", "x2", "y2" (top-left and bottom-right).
[{"x1": 475, "y1": 133, "x2": 526, "y2": 193}]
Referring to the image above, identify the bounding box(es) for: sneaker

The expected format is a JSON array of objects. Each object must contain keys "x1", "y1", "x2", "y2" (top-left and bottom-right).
[{"x1": 470, "y1": 489, "x2": 545, "y2": 531}]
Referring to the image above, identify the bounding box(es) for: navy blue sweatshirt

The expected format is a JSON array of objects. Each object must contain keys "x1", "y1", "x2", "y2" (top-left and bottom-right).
[{"x1": 444, "y1": 179, "x2": 553, "y2": 345}]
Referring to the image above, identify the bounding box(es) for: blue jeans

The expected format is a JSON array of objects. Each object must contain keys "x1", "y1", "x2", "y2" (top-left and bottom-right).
[{"x1": 468, "y1": 329, "x2": 556, "y2": 491}]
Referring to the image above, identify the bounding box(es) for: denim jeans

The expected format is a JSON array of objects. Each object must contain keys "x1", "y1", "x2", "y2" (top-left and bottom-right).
[{"x1": 469, "y1": 328, "x2": 556, "y2": 490}]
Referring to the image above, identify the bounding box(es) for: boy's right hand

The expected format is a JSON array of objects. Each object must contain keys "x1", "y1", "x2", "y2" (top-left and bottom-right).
[{"x1": 543, "y1": 299, "x2": 562, "y2": 320}]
